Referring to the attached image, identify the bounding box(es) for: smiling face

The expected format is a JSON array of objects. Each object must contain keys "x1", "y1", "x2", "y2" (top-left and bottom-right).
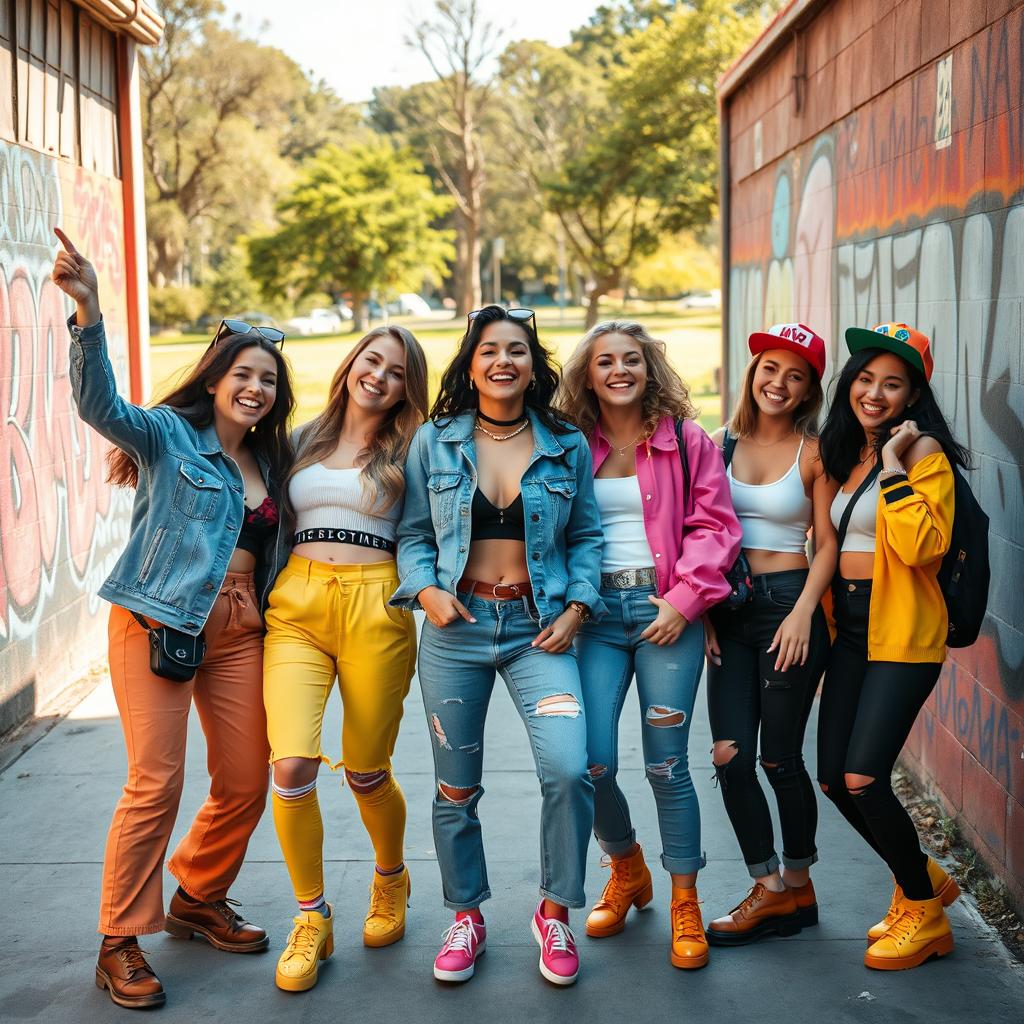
[
  {"x1": 469, "y1": 321, "x2": 533, "y2": 403},
  {"x1": 208, "y1": 344, "x2": 279, "y2": 431},
  {"x1": 345, "y1": 334, "x2": 407, "y2": 414},
  {"x1": 586, "y1": 332, "x2": 647, "y2": 411},
  {"x1": 751, "y1": 348, "x2": 814, "y2": 419},
  {"x1": 849, "y1": 351, "x2": 917, "y2": 431}
]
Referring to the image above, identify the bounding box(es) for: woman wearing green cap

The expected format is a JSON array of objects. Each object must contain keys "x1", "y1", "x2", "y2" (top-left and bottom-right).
[{"x1": 817, "y1": 323, "x2": 967, "y2": 972}]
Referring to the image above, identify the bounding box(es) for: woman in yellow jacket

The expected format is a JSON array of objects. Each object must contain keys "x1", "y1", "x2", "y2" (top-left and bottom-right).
[{"x1": 817, "y1": 324, "x2": 966, "y2": 971}]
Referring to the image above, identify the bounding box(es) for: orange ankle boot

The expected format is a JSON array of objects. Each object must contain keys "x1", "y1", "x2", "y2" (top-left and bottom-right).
[
  {"x1": 670, "y1": 887, "x2": 709, "y2": 969},
  {"x1": 586, "y1": 845, "x2": 653, "y2": 938},
  {"x1": 864, "y1": 895, "x2": 953, "y2": 970},
  {"x1": 866, "y1": 858, "x2": 960, "y2": 942}
]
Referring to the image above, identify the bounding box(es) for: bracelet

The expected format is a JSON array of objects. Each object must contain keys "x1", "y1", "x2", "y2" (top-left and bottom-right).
[
  {"x1": 878, "y1": 465, "x2": 907, "y2": 478},
  {"x1": 567, "y1": 600, "x2": 591, "y2": 624}
]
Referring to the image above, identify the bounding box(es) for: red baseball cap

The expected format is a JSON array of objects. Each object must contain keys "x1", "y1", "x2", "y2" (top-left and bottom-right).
[
  {"x1": 748, "y1": 323, "x2": 827, "y2": 379},
  {"x1": 845, "y1": 322, "x2": 934, "y2": 381}
]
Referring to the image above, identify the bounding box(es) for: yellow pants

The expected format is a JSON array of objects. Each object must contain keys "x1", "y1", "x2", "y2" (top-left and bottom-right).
[{"x1": 264, "y1": 556, "x2": 416, "y2": 898}]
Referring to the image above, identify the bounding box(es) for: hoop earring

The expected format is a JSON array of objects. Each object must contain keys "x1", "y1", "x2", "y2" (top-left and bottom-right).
[
  {"x1": 468, "y1": 377, "x2": 475, "y2": 391},
  {"x1": 528, "y1": 373, "x2": 536, "y2": 389}
]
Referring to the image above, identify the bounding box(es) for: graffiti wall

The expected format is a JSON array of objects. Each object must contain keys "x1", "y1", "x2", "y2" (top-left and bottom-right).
[
  {"x1": 723, "y1": 4, "x2": 1024, "y2": 903},
  {"x1": 0, "y1": 141, "x2": 133, "y2": 734}
]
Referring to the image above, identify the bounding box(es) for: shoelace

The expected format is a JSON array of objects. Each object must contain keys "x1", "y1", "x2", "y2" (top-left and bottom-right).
[
  {"x1": 368, "y1": 878, "x2": 405, "y2": 924},
  {"x1": 115, "y1": 945, "x2": 156, "y2": 979},
  {"x1": 593, "y1": 855, "x2": 628, "y2": 909},
  {"x1": 881, "y1": 889, "x2": 902, "y2": 923},
  {"x1": 730, "y1": 883, "x2": 767, "y2": 919},
  {"x1": 208, "y1": 897, "x2": 244, "y2": 926},
  {"x1": 440, "y1": 918, "x2": 481, "y2": 955},
  {"x1": 886, "y1": 906, "x2": 925, "y2": 943},
  {"x1": 540, "y1": 917, "x2": 576, "y2": 955},
  {"x1": 671, "y1": 899, "x2": 704, "y2": 941},
  {"x1": 282, "y1": 922, "x2": 319, "y2": 963}
]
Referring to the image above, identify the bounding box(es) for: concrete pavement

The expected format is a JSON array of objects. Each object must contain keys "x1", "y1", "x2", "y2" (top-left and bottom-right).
[{"x1": 2, "y1": 636, "x2": 1023, "y2": 1024}]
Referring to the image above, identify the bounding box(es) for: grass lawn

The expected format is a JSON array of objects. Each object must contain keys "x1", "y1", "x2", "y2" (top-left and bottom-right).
[{"x1": 149, "y1": 306, "x2": 723, "y2": 432}]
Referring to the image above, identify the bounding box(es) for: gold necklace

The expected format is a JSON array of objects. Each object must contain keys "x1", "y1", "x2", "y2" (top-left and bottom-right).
[
  {"x1": 474, "y1": 419, "x2": 530, "y2": 442},
  {"x1": 606, "y1": 429, "x2": 647, "y2": 457}
]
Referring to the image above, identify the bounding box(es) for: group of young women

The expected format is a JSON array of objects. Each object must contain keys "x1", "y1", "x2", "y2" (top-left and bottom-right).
[{"x1": 52, "y1": 227, "x2": 964, "y2": 1009}]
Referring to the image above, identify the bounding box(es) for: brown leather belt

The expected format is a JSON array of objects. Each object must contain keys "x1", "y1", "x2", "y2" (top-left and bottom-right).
[{"x1": 457, "y1": 578, "x2": 533, "y2": 601}]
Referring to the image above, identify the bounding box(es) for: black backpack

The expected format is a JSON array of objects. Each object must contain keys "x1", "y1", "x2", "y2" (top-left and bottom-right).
[{"x1": 939, "y1": 466, "x2": 990, "y2": 648}]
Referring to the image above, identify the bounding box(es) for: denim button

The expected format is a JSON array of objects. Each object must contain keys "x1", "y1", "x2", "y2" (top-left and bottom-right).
[
  {"x1": 531, "y1": 513, "x2": 539, "y2": 521},
  {"x1": 204, "y1": 582, "x2": 213, "y2": 591},
  {"x1": 185, "y1": 622, "x2": 197, "y2": 630},
  {"x1": 537, "y1": 589, "x2": 545, "y2": 597},
  {"x1": 459, "y1": 546, "x2": 466, "y2": 553},
  {"x1": 532, "y1": 552, "x2": 540, "y2": 560}
]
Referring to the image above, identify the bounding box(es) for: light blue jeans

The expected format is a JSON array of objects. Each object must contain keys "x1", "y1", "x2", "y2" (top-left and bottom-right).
[
  {"x1": 577, "y1": 585, "x2": 706, "y2": 874},
  {"x1": 417, "y1": 594, "x2": 594, "y2": 910}
]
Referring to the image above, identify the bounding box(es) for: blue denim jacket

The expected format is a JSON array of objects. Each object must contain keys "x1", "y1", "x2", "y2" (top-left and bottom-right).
[
  {"x1": 68, "y1": 317, "x2": 290, "y2": 635},
  {"x1": 390, "y1": 410, "x2": 606, "y2": 626}
]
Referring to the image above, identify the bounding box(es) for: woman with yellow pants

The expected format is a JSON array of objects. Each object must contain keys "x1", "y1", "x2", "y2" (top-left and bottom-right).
[{"x1": 263, "y1": 326, "x2": 428, "y2": 991}]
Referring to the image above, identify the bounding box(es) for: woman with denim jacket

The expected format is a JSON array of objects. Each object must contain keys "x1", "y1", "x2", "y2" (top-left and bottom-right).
[
  {"x1": 557, "y1": 320, "x2": 742, "y2": 970},
  {"x1": 702, "y1": 324, "x2": 836, "y2": 948},
  {"x1": 53, "y1": 229, "x2": 294, "y2": 1010},
  {"x1": 392, "y1": 305, "x2": 604, "y2": 986}
]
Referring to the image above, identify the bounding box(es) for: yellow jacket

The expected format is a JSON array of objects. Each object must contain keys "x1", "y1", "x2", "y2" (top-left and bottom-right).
[{"x1": 868, "y1": 452, "x2": 954, "y2": 662}]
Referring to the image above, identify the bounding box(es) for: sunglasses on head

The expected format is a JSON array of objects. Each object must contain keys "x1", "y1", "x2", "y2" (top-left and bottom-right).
[
  {"x1": 467, "y1": 306, "x2": 536, "y2": 330},
  {"x1": 212, "y1": 319, "x2": 286, "y2": 348}
]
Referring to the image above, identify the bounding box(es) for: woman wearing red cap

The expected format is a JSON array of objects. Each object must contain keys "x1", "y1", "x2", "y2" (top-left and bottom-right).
[
  {"x1": 817, "y1": 323, "x2": 967, "y2": 970},
  {"x1": 703, "y1": 324, "x2": 836, "y2": 946}
]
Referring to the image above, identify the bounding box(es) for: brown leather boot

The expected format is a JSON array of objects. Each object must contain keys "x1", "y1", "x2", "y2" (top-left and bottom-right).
[
  {"x1": 95, "y1": 939, "x2": 166, "y2": 1009},
  {"x1": 787, "y1": 878, "x2": 818, "y2": 927},
  {"x1": 670, "y1": 887, "x2": 709, "y2": 969},
  {"x1": 164, "y1": 890, "x2": 269, "y2": 952},
  {"x1": 585, "y1": 845, "x2": 654, "y2": 937},
  {"x1": 706, "y1": 883, "x2": 802, "y2": 946}
]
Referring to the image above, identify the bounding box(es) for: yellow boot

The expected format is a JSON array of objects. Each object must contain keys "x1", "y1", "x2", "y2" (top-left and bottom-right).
[
  {"x1": 670, "y1": 886, "x2": 709, "y2": 969},
  {"x1": 864, "y1": 895, "x2": 953, "y2": 970},
  {"x1": 586, "y1": 845, "x2": 654, "y2": 938},
  {"x1": 275, "y1": 908, "x2": 334, "y2": 992},
  {"x1": 363, "y1": 867, "x2": 411, "y2": 948},
  {"x1": 866, "y1": 858, "x2": 961, "y2": 941}
]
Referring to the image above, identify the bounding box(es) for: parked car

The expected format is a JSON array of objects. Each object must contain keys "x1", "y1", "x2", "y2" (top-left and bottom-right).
[
  {"x1": 395, "y1": 293, "x2": 432, "y2": 316},
  {"x1": 678, "y1": 289, "x2": 721, "y2": 310},
  {"x1": 284, "y1": 308, "x2": 344, "y2": 336}
]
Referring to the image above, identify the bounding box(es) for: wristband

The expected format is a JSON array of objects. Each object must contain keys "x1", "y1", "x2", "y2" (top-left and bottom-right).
[{"x1": 878, "y1": 465, "x2": 907, "y2": 478}]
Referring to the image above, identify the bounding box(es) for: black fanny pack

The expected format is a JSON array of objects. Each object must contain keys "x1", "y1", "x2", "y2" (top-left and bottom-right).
[
  {"x1": 293, "y1": 528, "x2": 395, "y2": 553},
  {"x1": 131, "y1": 612, "x2": 206, "y2": 683}
]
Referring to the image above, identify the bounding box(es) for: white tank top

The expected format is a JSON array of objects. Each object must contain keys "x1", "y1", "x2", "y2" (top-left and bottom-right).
[
  {"x1": 289, "y1": 463, "x2": 399, "y2": 542},
  {"x1": 727, "y1": 439, "x2": 812, "y2": 554},
  {"x1": 829, "y1": 473, "x2": 880, "y2": 553},
  {"x1": 593, "y1": 475, "x2": 655, "y2": 573}
]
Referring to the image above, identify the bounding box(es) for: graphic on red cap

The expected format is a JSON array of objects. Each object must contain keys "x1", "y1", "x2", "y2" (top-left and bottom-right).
[{"x1": 748, "y1": 323, "x2": 827, "y2": 379}]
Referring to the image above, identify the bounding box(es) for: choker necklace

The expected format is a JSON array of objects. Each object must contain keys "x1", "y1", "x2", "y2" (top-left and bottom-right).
[
  {"x1": 475, "y1": 419, "x2": 530, "y2": 442},
  {"x1": 477, "y1": 409, "x2": 527, "y2": 427}
]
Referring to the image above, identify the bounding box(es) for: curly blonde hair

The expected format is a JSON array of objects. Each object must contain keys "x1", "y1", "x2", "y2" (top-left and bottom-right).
[{"x1": 556, "y1": 320, "x2": 697, "y2": 438}]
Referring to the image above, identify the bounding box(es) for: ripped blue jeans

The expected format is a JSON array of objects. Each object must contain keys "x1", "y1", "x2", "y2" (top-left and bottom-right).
[
  {"x1": 577, "y1": 585, "x2": 706, "y2": 874},
  {"x1": 417, "y1": 594, "x2": 594, "y2": 910}
]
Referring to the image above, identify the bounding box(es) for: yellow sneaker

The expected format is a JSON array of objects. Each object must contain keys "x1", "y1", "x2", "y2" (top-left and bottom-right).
[
  {"x1": 363, "y1": 868, "x2": 410, "y2": 948},
  {"x1": 864, "y1": 895, "x2": 953, "y2": 970},
  {"x1": 275, "y1": 908, "x2": 334, "y2": 992},
  {"x1": 866, "y1": 858, "x2": 961, "y2": 941}
]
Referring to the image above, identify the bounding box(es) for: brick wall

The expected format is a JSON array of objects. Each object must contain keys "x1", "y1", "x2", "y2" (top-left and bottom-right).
[{"x1": 721, "y1": 0, "x2": 1024, "y2": 909}]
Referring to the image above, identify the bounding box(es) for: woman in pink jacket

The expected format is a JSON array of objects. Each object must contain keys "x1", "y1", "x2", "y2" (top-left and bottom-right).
[{"x1": 558, "y1": 321, "x2": 741, "y2": 969}]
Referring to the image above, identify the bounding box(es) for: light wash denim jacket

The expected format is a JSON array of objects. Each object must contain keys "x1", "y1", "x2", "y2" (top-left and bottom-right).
[
  {"x1": 390, "y1": 410, "x2": 606, "y2": 626},
  {"x1": 68, "y1": 317, "x2": 290, "y2": 635}
]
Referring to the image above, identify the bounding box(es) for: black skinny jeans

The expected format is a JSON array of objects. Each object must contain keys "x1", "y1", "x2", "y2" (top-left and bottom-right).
[
  {"x1": 816, "y1": 578, "x2": 941, "y2": 901},
  {"x1": 707, "y1": 569, "x2": 830, "y2": 877}
]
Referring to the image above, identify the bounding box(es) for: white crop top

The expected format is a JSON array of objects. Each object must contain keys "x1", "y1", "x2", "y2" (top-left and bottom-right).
[
  {"x1": 727, "y1": 439, "x2": 812, "y2": 554},
  {"x1": 290, "y1": 463, "x2": 399, "y2": 542},
  {"x1": 593, "y1": 475, "x2": 655, "y2": 573},
  {"x1": 829, "y1": 474, "x2": 880, "y2": 553}
]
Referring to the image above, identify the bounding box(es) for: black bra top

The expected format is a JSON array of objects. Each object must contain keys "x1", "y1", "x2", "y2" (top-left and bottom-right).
[
  {"x1": 236, "y1": 495, "x2": 279, "y2": 556},
  {"x1": 471, "y1": 488, "x2": 525, "y2": 541}
]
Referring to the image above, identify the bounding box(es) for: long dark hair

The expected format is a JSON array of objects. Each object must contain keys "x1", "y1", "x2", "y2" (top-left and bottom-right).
[
  {"x1": 430, "y1": 305, "x2": 573, "y2": 434},
  {"x1": 107, "y1": 332, "x2": 296, "y2": 488},
  {"x1": 819, "y1": 347, "x2": 970, "y2": 483}
]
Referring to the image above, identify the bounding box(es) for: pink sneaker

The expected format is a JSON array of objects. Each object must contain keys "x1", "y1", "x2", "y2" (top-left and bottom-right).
[
  {"x1": 531, "y1": 902, "x2": 579, "y2": 985},
  {"x1": 433, "y1": 915, "x2": 486, "y2": 982}
]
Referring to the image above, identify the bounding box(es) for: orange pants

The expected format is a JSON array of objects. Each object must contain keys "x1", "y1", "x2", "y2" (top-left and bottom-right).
[{"x1": 98, "y1": 572, "x2": 269, "y2": 936}]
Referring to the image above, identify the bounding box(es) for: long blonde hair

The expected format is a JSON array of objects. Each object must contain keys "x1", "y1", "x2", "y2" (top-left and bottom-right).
[
  {"x1": 728, "y1": 351, "x2": 823, "y2": 439},
  {"x1": 557, "y1": 320, "x2": 697, "y2": 438},
  {"x1": 290, "y1": 326, "x2": 428, "y2": 511}
]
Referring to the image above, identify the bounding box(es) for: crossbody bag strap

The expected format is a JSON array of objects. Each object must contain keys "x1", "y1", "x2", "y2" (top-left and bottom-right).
[
  {"x1": 722, "y1": 427, "x2": 738, "y2": 469},
  {"x1": 836, "y1": 459, "x2": 883, "y2": 552},
  {"x1": 674, "y1": 418, "x2": 692, "y2": 517},
  {"x1": 130, "y1": 610, "x2": 154, "y2": 634}
]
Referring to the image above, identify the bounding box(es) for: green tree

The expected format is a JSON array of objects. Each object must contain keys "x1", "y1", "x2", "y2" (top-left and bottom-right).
[{"x1": 248, "y1": 144, "x2": 454, "y2": 332}]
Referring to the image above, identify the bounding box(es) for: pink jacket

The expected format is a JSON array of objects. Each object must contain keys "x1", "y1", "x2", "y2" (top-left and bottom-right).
[{"x1": 590, "y1": 416, "x2": 742, "y2": 622}]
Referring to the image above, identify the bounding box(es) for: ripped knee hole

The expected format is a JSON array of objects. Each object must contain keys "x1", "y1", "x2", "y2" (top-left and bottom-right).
[
  {"x1": 345, "y1": 768, "x2": 391, "y2": 794},
  {"x1": 438, "y1": 782, "x2": 478, "y2": 804},
  {"x1": 533, "y1": 694, "x2": 581, "y2": 718}
]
